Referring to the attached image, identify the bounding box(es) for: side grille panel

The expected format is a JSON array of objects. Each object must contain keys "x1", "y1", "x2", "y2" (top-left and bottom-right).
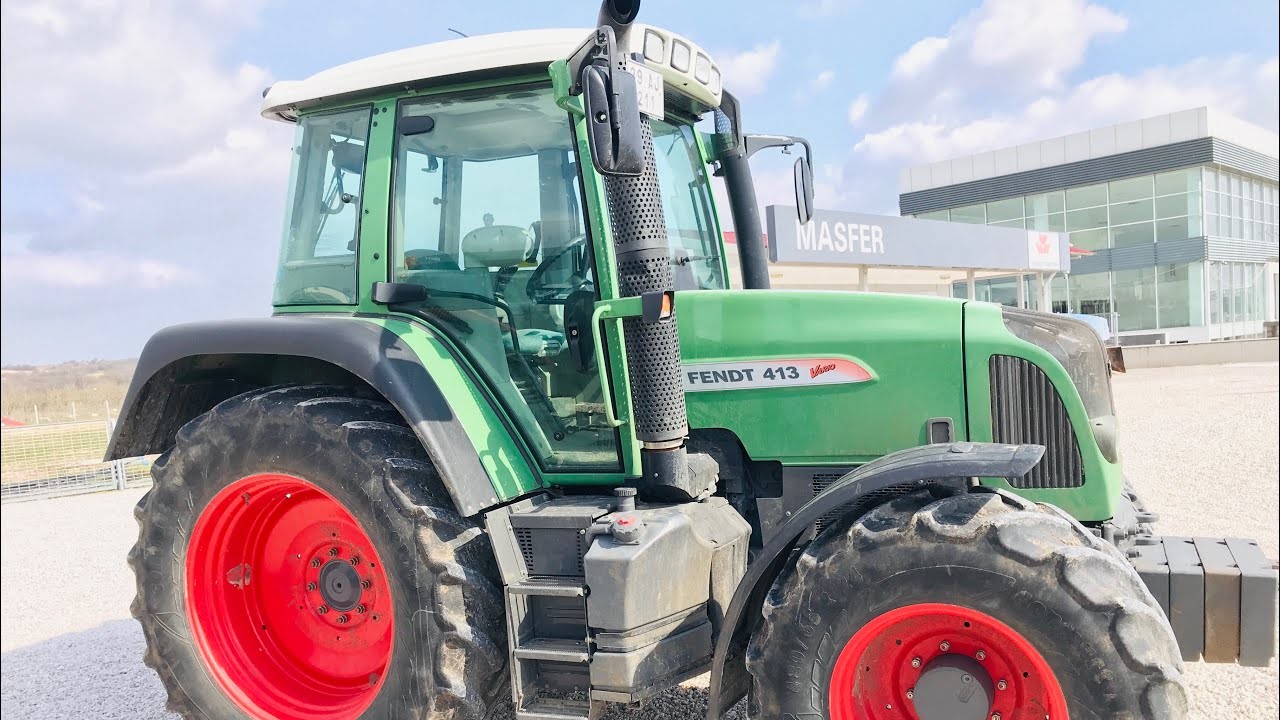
[{"x1": 990, "y1": 355, "x2": 1085, "y2": 489}]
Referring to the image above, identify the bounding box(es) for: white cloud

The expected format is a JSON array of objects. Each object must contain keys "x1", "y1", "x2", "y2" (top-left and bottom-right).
[
  {"x1": 856, "y1": 54, "x2": 1280, "y2": 164},
  {"x1": 967, "y1": 0, "x2": 1126, "y2": 88},
  {"x1": 1, "y1": 250, "x2": 194, "y2": 290},
  {"x1": 718, "y1": 41, "x2": 782, "y2": 97},
  {"x1": 882, "y1": 0, "x2": 1126, "y2": 112},
  {"x1": 847, "y1": 94, "x2": 870, "y2": 125},
  {"x1": 1, "y1": 0, "x2": 286, "y2": 363},
  {"x1": 813, "y1": 70, "x2": 836, "y2": 92},
  {"x1": 892, "y1": 37, "x2": 949, "y2": 79},
  {"x1": 831, "y1": 0, "x2": 1279, "y2": 215}
]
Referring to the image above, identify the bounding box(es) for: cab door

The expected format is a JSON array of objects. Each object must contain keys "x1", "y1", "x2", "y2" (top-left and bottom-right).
[{"x1": 389, "y1": 83, "x2": 624, "y2": 474}]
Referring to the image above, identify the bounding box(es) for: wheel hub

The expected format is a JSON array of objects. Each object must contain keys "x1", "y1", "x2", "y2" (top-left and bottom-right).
[
  {"x1": 912, "y1": 654, "x2": 994, "y2": 720},
  {"x1": 319, "y1": 559, "x2": 362, "y2": 611},
  {"x1": 184, "y1": 473, "x2": 394, "y2": 720},
  {"x1": 827, "y1": 603, "x2": 1068, "y2": 720}
]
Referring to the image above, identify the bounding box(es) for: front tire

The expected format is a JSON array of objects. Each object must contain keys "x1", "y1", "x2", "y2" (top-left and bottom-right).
[
  {"x1": 128, "y1": 385, "x2": 507, "y2": 720},
  {"x1": 746, "y1": 488, "x2": 1188, "y2": 720}
]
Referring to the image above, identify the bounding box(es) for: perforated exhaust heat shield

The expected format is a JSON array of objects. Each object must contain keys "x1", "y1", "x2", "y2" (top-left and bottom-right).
[{"x1": 603, "y1": 120, "x2": 688, "y2": 445}]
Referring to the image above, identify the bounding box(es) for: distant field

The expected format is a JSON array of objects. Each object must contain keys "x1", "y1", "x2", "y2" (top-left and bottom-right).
[{"x1": 1, "y1": 359, "x2": 136, "y2": 425}]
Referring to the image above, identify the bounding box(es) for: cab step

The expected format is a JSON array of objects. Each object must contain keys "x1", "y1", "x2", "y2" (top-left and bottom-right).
[
  {"x1": 509, "y1": 576, "x2": 587, "y2": 597},
  {"x1": 515, "y1": 697, "x2": 595, "y2": 720},
  {"x1": 514, "y1": 638, "x2": 591, "y2": 663}
]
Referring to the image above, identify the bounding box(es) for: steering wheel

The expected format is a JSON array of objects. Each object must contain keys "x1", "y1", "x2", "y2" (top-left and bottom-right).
[{"x1": 526, "y1": 235, "x2": 592, "y2": 304}]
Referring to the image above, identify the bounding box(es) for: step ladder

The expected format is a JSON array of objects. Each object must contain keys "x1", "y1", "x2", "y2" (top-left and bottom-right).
[{"x1": 487, "y1": 497, "x2": 614, "y2": 720}]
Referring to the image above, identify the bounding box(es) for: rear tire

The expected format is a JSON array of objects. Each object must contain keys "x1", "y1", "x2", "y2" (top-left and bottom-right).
[
  {"x1": 128, "y1": 385, "x2": 507, "y2": 719},
  {"x1": 746, "y1": 488, "x2": 1188, "y2": 720}
]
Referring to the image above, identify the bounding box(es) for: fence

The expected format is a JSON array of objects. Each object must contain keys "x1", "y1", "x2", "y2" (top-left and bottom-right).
[{"x1": 0, "y1": 419, "x2": 152, "y2": 502}]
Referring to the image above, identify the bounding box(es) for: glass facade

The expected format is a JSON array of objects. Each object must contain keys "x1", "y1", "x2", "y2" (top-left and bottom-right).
[
  {"x1": 933, "y1": 164, "x2": 1278, "y2": 338},
  {"x1": 917, "y1": 167, "x2": 1225, "y2": 251}
]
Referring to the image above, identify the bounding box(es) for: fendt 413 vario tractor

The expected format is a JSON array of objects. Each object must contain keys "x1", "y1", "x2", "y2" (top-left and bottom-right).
[{"x1": 112, "y1": 3, "x2": 1276, "y2": 719}]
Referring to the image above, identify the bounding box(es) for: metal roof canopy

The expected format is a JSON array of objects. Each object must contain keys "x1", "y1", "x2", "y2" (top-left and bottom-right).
[{"x1": 765, "y1": 206, "x2": 1070, "y2": 274}]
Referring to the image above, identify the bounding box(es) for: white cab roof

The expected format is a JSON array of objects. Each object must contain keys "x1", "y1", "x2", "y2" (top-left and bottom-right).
[{"x1": 261, "y1": 29, "x2": 588, "y2": 123}]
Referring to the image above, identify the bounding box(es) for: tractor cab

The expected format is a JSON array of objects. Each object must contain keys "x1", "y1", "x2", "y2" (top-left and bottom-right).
[{"x1": 263, "y1": 26, "x2": 749, "y2": 471}]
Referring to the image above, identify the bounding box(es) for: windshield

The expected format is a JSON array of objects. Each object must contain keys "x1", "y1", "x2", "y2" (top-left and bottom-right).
[
  {"x1": 273, "y1": 106, "x2": 372, "y2": 305},
  {"x1": 650, "y1": 119, "x2": 726, "y2": 290}
]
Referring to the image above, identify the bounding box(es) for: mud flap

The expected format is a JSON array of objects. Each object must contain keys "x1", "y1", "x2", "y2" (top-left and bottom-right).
[{"x1": 1129, "y1": 536, "x2": 1278, "y2": 666}]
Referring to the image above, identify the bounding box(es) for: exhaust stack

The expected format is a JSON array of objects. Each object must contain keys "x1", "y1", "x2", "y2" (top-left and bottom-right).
[{"x1": 594, "y1": 0, "x2": 711, "y2": 501}]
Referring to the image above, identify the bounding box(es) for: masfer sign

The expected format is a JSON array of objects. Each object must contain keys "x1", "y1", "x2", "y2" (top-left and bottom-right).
[{"x1": 682, "y1": 358, "x2": 873, "y2": 392}]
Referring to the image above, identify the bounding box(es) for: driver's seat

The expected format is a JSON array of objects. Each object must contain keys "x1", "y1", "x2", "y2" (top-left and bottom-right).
[{"x1": 460, "y1": 225, "x2": 564, "y2": 359}]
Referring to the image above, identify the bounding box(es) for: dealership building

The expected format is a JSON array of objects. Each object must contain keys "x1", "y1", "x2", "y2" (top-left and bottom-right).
[{"x1": 898, "y1": 107, "x2": 1279, "y2": 343}]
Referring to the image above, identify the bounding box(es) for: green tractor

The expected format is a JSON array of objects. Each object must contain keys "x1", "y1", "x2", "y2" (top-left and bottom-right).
[{"x1": 114, "y1": 3, "x2": 1275, "y2": 719}]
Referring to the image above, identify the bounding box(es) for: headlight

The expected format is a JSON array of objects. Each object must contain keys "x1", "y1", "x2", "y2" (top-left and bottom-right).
[{"x1": 1001, "y1": 307, "x2": 1119, "y2": 462}]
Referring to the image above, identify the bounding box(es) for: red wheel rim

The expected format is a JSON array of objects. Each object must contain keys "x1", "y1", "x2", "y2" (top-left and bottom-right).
[
  {"x1": 185, "y1": 473, "x2": 393, "y2": 720},
  {"x1": 829, "y1": 603, "x2": 1068, "y2": 720}
]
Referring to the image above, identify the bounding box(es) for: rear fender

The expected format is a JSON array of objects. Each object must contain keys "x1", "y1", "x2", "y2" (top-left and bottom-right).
[
  {"x1": 705, "y1": 441, "x2": 1045, "y2": 719},
  {"x1": 107, "y1": 316, "x2": 500, "y2": 516}
]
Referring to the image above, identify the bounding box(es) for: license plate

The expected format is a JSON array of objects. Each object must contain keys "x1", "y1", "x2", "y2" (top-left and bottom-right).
[{"x1": 629, "y1": 62, "x2": 664, "y2": 120}]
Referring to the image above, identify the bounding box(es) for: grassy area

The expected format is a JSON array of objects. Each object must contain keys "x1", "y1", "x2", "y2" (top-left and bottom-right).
[{"x1": 1, "y1": 359, "x2": 136, "y2": 425}]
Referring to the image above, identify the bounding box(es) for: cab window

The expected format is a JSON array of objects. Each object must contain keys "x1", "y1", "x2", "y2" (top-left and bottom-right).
[
  {"x1": 651, "y1": 119, "x2": 726, "y2": 290},
  {"x1": 273, "y1": 106, "x2": 371, "y2": 305}
]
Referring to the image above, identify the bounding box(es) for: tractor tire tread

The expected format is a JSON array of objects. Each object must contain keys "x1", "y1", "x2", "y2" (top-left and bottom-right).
[
  {"x1": 129, "y1": 384, "x2": 506, "y2": 719},
  {"x1": 749, "y1": 488, "x2": 1188, "y2": 720}
]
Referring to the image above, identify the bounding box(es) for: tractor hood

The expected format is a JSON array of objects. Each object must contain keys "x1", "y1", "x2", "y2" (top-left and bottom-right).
[{"x1": 674, "y1": 290, "x2": 968, "y2": 464}]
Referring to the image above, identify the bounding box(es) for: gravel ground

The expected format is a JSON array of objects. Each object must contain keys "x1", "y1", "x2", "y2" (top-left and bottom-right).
[{"x1": 2, "y1": 362, "x2": 1276, "y2": 719}]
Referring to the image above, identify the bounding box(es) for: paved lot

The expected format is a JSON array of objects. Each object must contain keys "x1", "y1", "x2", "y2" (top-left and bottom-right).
[{"x1": 2, "y1": 363, "x2": 1276, "y2": 719}]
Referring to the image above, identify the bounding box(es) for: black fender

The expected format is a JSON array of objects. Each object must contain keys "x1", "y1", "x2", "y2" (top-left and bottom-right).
[
  {"x1": 705, "y1": 441, "x2": 1046, "y2": 720},
  {"x1": 106, "y1": 316, "x2": 499, "y2": 516}
]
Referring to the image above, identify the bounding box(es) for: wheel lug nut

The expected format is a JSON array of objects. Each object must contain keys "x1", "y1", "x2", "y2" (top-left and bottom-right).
[
  {"x1": 976, "y1": 650, "x2": 986, "y2": 660},
  {"x1": 939, "y1": 641, "x2": 951, "y2": 652},
  {"x1": 911, "y1": 657, "x2": 922, "y2": 669},
  {"x1": 316, "y1": 605, "x2": 329, "y2": 615},
  {"x1": 306, "y1": 582, "x2": 317, "y2": 591},
  {"x1": 355, "y1": 604, "x2": 367, "y2": 614},
  {"x1": 906, "y1": 688, "x2": 914, "y2": 700},
  {"x1": 327, "y1": 547, "x2": 340, "y2": 557},
  {"x1": 310, "y1": 558, "x2": 321, "y2": 568},
  {"x1": 349, "y1": 556, "x2": 361, "y2": 566},
  {"x1": 336, "y1": 614, "x2": 350, "y2": 624},
  {"x1": 991, "y1": 714, "x2": 1001, "y2": 720},
  {"x1": 997, "y1": 680, "x2": 1008, "y2": 691},
  {"x1": 361, "y1": 579, "x2": 372, "y2": 590}
]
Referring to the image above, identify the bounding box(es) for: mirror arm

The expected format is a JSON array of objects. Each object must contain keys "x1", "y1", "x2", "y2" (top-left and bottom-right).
[{"x1": 743, "y1": 134, "x2": 812, "y2": 163}]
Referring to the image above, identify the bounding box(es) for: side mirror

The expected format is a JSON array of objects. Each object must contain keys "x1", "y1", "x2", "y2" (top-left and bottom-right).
[
  {"x1": 581, "y1": 63, "x2": 644, "y2": 176},
  {"x1": 794, "y1": 156, "x2": 814, "y2": 225},
  {"x1": 740, "y1": 134, "x2": 817, "y2": 225}
]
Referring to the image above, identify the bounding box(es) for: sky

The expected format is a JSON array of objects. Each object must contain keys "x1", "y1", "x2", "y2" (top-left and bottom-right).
[{"x1": 1, "y1": 0, "x2": 1277, "y2": 364}]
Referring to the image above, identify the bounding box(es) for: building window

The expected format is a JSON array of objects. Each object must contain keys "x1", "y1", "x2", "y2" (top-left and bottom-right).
[
  {"x1": 1206, "y1": 260, "x2": 1269, "y2": 330},
  {"x1": 1113, "y1": 267, "x2": 1158, "y2": 332},
  {"x1": 1109, "y1": 175, "x2": 1153, "y2": 204},
  {"x1": 1156, "y1": 262, "x2": 1198, "y2": 329},
  {"x1": 1110, "y1": 199, "x2": 1153, "y2": 226},
  {"x1": 1066, "y1": 183, "x2": 1108, "y2": 210},
  {"x1": 949, "y1": 204, "x2": 986, "y2": 223},
  {"x1": 917, "y1": 209, "x2": 950, "y2": 221},
  {"x1": 1070, "y1": 227, "x2": 1109, "y2": 252},
  {"x1": 1202, "y1": 167, "x2": 1279, "y2": 241},
  {"x1": 985, "y1": 197, "x2": 1025, "y2": 224},
  {"x1": 1111, "y1": 221, "x2": 1155, "y2": 248},
  {"x1": 1069, "y1": 271, "x2": 1111, "y2": 318}
]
